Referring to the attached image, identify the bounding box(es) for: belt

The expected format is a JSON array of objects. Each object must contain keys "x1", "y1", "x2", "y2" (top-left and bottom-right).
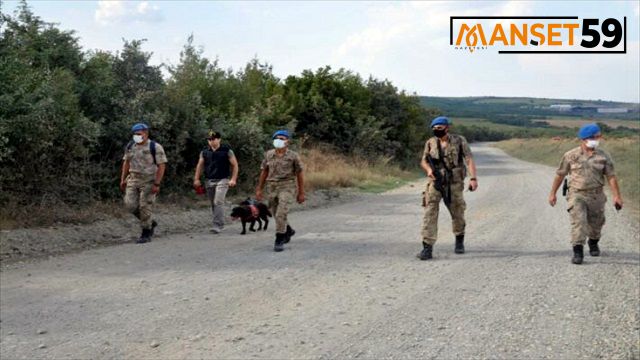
[
  {"x1": 572, "y1": 187, "x2": 603, "y2": 193},
  {"x1": 267, "y1": 179, "x2": 296, "y2": 183}
]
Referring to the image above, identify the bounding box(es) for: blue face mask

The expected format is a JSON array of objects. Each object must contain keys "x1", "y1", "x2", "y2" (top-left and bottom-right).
[{"x1": 273, "y1": 139, "x2": 286, "y2": 149}]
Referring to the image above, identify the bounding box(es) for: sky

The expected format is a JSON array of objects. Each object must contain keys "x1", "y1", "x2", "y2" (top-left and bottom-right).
[{"x1": 2, "y1": 1, "x2": 639, "y2": 103}]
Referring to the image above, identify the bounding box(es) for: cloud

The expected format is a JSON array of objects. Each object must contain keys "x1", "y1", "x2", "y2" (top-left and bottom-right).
[
  {"x1": 333, "y1": 2, "x2": 446, "y2": 66},
  {"x1": 333, "y1": 1, "x2": 533, "y2": 66},
  {"x1": 327, "y1": 1, "x2": 638, "y2": 102},
  {"x1": 95, "y1": 1, "x2": 163, "y2": 26},
  {"x1": 515, "y1": 41, "x2": 640, "y2": 101}
]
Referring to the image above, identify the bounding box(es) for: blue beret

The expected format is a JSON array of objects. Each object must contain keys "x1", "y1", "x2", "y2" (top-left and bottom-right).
[
  {"x1": 131, "y1": 123, "x2": 149, "y2": 132},
  {"x1": 430, "y1": 116, "x2": 450, "y2": 128},
  {"x1": 272, "y1": 130, "x2": 290, "y2": 139},
  {"x1": 578, "y1": 123, "x2": 601, "y2": 139}
]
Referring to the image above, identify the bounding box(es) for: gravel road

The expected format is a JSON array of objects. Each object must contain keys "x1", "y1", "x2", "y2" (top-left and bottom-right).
[{"x1": 1, "y1": 144, "x2": 638, "y2": 359}]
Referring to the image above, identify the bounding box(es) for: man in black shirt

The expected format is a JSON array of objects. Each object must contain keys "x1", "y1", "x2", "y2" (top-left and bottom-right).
[{"x1": 194, "y1": 130, "x2": 239, "y2": 234}]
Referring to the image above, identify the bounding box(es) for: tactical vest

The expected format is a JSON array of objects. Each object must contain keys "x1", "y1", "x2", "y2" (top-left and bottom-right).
[
  {"x1": 426, "y1": 136, "x2": 464, "y2": 169},
  {"x1": 203, "y1": 145, "x2": 231, "y2": 180}
]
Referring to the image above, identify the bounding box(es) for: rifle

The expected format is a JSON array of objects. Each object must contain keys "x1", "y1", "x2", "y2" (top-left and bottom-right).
[
  {"x1": 562, "y1": 178, "x2": 569, "y2": 197},
  {"x1": 426, "y1": 155, "x2": 452, "y2": 207}
]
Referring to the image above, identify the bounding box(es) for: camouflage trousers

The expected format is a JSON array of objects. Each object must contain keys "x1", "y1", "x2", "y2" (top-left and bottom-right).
[
  {"x1": 206, "y1": 178, "x2": 229, "y2": 228},
  {"x1": 124, "y1": 174, "x2": 156, "y2": 230},
  {"x1": 567, "y1": 188, "x2": 606, "y2": 245},
  {"x1": 421, "y1": 181, "x2": 466, "y2": 245},
  {"x1": 266, "y1": 180, "x2": 296, "y2": 234}
]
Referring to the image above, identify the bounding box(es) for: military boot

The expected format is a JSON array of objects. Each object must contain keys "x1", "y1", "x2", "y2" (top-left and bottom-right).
[
  {"x1": 417, "y1": 242, "x2": 433, "y2": 260},
  {"x1": 149, "y1": 220, "x2": 158, "y2": 237},
  {"x1": 136, "y1": 228, "x2": 152, "y2": 244},
  {"x1": 274, "y1": 233, "x2": 285, "y2": 252},
  {"x1": 284, "y1": 225, "x2": 296, "y2": 244},
  {"x1": 588, "y1": 238, "x2": 600, "y2": 257},
  {"x1": 454, "y1": 235, "x2": 465, "y2": 254},
  {"x1": 572, "y1": 245, "x2": 584, "y2": 264}
]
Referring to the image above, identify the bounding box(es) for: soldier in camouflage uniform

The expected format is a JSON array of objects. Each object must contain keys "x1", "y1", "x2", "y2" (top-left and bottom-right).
[
  {"x1": 255, "y1": 130, "x2": 305, "y2": 252},
  {"x1": 418, "y1": 116, "x2": 478, "y2": 260},
  {"x1": 548, "y1": 123, "x2": 623, "y2": 264},
  {"x1": 120, "y1": 123, "x2": 168, "y2": 244}
]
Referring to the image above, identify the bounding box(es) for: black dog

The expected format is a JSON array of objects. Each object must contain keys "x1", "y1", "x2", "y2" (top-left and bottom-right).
[{"x1": 230, "y1": 200, "x2": 272, "y2": 235}]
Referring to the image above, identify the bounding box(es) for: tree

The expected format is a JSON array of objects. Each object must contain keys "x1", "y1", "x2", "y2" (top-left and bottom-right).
[{"x1": 0, "y1": 1, "x2": 98, "y2": 205}]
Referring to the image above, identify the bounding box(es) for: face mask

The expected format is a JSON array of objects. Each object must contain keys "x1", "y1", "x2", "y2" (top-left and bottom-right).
[
  {"x1": 433, "y1": 129, "x2": 447, "y2": 138},
  {"x1": 273, "y1": 139, "x2": 286, "y2": 149},
  {"x1": 585, "y1": 139, "x2": 599, "y2": 149},
  {"x1": 133, "y1": 134, "x2": 144, "y2": 144}
]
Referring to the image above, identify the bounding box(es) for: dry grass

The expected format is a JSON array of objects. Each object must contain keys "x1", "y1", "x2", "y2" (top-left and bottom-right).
[
  {"x1": 300, "y1": 146, "x2": 417, "y2": 192},
  {"x1": 494, "y1": 137, "x2": 640, "y2": 215},
  {"x1": 534, "y1": 117, "x2": 640, "y2": 129}
]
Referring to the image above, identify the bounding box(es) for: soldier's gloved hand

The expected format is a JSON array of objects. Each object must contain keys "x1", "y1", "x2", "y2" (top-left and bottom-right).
[
  {"x1": 297, "y1": 192, "x2": 305, "y2": 204},
  {"x1": 119, "y1": 180, "x2": 127, "y2": 192},
  {"x1": 548, "y1": 193, "x2": 557, "y2": 207}
]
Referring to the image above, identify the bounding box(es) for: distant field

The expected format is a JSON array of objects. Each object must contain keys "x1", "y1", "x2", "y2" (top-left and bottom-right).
[
  {"x1": 494, "y1": 137, "x2": 640, "y2": 215},
  {"x1": 472, "y1": 97, "x2": 559, "y2": 105},
  {"x1": 422, "y1": 96, "x2": 640, "y2": 109},
  {"x1": 534, "y1": 117, "x2": 640, "y2": 129},
  {"x1": 420, "y1": 96, "x2": 640, "y2": 121},
  {"x1": 452, "y1": 117, "x2": 522, "y2": 130},
  {"x1": 450, "y1": 117, "x2": 571, "y2": 138}
]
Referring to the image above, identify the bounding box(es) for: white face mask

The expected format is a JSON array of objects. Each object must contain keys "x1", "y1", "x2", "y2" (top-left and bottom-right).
[
  {"x1": 273, "y1": 139, "x2": 286, "y2": 149},
  {"x1": 133, "y1": 134, "x2": 144, "y2": 144},
  {"x1": 585, "y1": 139, "x2": 599, "y2": 149}
]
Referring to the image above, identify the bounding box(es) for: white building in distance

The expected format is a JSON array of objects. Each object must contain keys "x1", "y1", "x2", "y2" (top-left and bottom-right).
[
  {"x1": 549, "y1": 104, "x2": 573, "y2": 111},
  {"x1": 597, "y1": 108, "x2": 628, "y2": 113}
]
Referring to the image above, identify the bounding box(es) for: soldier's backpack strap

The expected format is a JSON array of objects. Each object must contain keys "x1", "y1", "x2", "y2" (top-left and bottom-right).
[
  {"x1": 149, "y1": 140, "x2": 157, "y2": 165},
  {"x1": 458, "y1": 140, "x2": 464, "y2": 167},
  {"x1": 425, "y1": 140, "x2": 431, "y2": 161},
  {"x1": 125, "y1": 140, "x2": 157, "y2": 165}
]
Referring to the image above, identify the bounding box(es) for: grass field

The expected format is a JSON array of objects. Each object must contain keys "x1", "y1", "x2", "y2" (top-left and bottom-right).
[
  {"x1": 451, "y1": 117, "x2": 525, "y2": 130},
  {"x1": 533, "y1": 116, "x2": 640, "y2": 129},
  {"x1": 494, "y1": 137, "x2": 640, "y2": 215},
  {"x1": 453, "y1": 116, "x2": 640, "y2": 130}
]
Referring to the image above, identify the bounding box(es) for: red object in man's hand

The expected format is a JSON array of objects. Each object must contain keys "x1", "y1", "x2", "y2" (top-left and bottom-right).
[{"x1": 195, "y1": 185, "x2": 206, "y2": 195}]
